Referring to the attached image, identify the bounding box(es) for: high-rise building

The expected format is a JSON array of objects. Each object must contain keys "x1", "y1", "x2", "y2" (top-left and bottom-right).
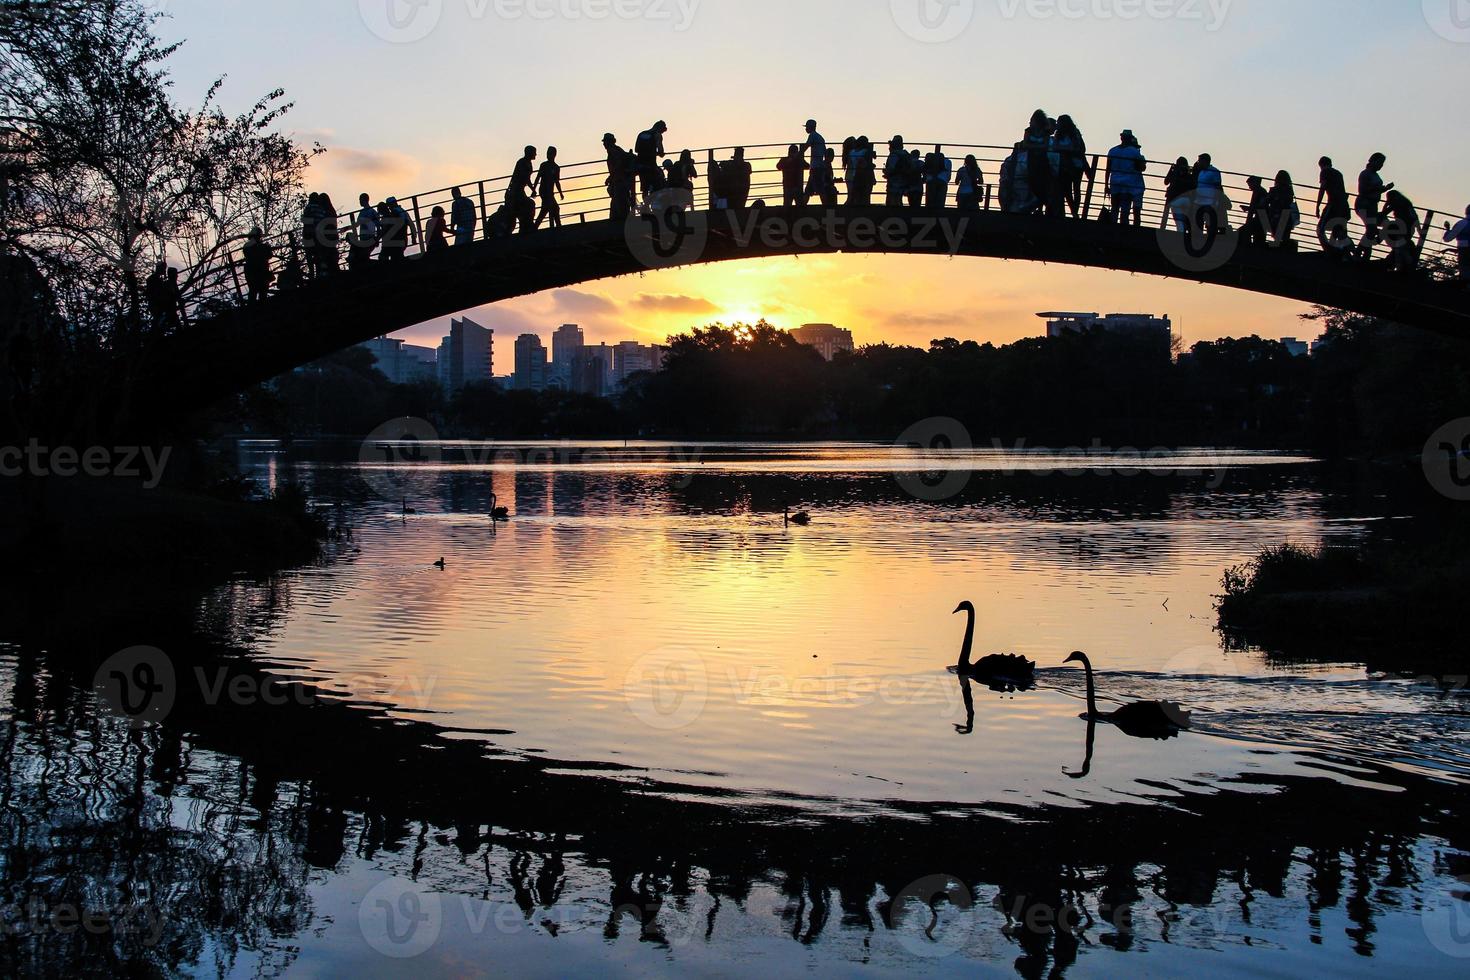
[
  {"x1": 613, "y1": 341, "x2": 668, "y2": 387},
  {"x1": 790, "y1": 323, "x2": 855, "y2": 361},
  {"x1": 361, "y1": 337, "x2": 439, "y2": 385},
  {"x1": 1039, "y1": 311, "x2": 1173, "y2": 343},
  {"x1": 552, "y1": 324, "x2": 585, "y2": 385},
  {"x1": 514, "y1": 334, "x2": 548, "y2": 391},
  {"x1": 572, "y1": 342, "x2": 614, "y2": 397},
  {"x1": 438, "y1": 317, "x2": 494, "y2": 391},
  {"x1": 1280, "y1": 337, "x2": 1310, "y2": 358}
]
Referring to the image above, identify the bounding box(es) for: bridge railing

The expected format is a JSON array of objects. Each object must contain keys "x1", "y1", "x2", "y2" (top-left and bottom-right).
[{"x1": 175, "y1": 140, "x2": 1465, "y2": 325}]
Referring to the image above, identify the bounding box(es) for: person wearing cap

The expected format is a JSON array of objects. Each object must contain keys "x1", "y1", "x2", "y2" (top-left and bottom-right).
[
  {"x1": 1443, "y1": 205, "x2": 1470, "y2": 282},
  {"x1": 242, "y1": 227, "x2": 274, "y2": 304},
  {"x1": 1105, "y1": 130, "x2": 1146, "y2": 227}
]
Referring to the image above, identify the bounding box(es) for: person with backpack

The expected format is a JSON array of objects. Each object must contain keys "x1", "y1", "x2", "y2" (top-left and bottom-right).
[
  {"x1": 379, "y1": 197, "x2": 416, "y2": 261},
  {"x1": 349, "y1": 193, "x2": 380, "y2": 270},
  {"x1": 1105, "y1": 130, "x2": 1146, "y2": 227},
  {"x1": 450, "y1": 186, "x2": 477, "y2": 246},
  {"x1": 508, "y1": 146, "x2": 537, "y2": 235},
  {"x1": 635, "y1": 121, "x2": 668, "y2": 205},
  {"x1": 955, "y1": 155, "x2": 984, "y2": 212},
  {"x1": 1162, "y1": 157, "x2": 1195, "y2": 232},
  {"x1": 924, "y1": 145, "x2": 952, "y2": 209}
]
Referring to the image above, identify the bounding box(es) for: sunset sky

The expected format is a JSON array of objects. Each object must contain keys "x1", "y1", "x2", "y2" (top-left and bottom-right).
[{"x1": 155, "y1": 0, "x2": 1470, "y2": 353}]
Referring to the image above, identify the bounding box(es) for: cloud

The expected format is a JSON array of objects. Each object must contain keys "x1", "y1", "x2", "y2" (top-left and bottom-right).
[
  {"x1": 551, "y1": 289, "x2": 620, "y2": 315},
  {"x1": 630, "y1": 293, "x2": 719, "y2": 314}
]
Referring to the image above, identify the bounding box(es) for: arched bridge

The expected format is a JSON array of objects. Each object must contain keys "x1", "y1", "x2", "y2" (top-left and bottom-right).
[{"x1": 141, "y1": 141, "x2": 1470, "y2": 418}]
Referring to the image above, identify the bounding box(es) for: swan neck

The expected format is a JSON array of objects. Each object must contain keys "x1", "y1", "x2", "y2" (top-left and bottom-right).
[
  {"x1": 958, "y1": 607, "x2": 975, "y2": 669},
  {"x1": 1082, "y1": 658, "x2": 1098, "y2": 718}
]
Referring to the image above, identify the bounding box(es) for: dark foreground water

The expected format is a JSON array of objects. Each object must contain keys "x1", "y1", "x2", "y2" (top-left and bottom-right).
[{"x1": 4, "y1": 443, "x2": 1469, "y2": 977}]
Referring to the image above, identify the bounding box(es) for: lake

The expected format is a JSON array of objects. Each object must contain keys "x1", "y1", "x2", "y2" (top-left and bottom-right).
[{"x1": 4, "y1": 443, "x2": 1469, "y2": 977}]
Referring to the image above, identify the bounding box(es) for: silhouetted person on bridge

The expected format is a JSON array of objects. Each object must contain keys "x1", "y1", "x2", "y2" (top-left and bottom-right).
[
  {"x1": 1354, "y1": 153, "x2": 1394, "y2": 260},
  {"x1": 1445, "y1": 206, "x2": 1470, "y2": 283},
  {"x1": 1023, "y1": 110, "x2": 1054, "y2": 217},
  {"x1": 1163, "y1": 156, "x2": 1194, "y2": 231},
  {"x1": 924, "y1": 145, "x2": 952, "y2": 209},
  {"x1": 603, "y1": 134, "x2": 635, "y2": 222},
  {"x1": 778, "y1": 144, "x2": 807, "y2": 209},
  {"x1": 802, "y1": 119, "x2": 827, "y2": 205},
  {"x1": 349, "y1": 193, "x2": 379, "y2": 270},
  {"x1": 1054, "y1": 115, "x2": 1089, "y2": 218},
  {"x1": 425, "y1": 204, "x2": 449, "y2": 252},
  {"x1": 1106, "y1": 130, "x2": 1146, "y2": 227},
  {"x1": 847, "y1": 137, "x2": 876, "y2": 206},
  {"x1": 315, "y1": 194, "x2": 340, "y2": 273},
  {"x1": 635, "y1": 121, "x2": 668, "y2": 205},
  {"x1": 669, "y1": 149, "x2": 698, "y2": 194},
  {"x1": 1382, "y1": 189, "x2": 1422, "y2": 273},
  {"x1": 534, "y1": 147, "x2": 565, "y2": 229},
  {"x1": 379, "y1": 197, "x2": 416, "y2": 261},
  {"x1": 883, "y1": 137, "x2": 909, "y2": 207},
  {"x1": 302, "y1": 194, "x2": 328, "y2": 278},
  {"x1": 509, "y1": 146, "x2": 537, "y2": 235},
  {"x1": 727, "y1": 147, "x2": 752, "y2": 208},
  {"x1": 1240, "y1": 176, "x2": 1270, "y2": 247},
  {"x1": 1316, "y1": 157, "x2": 1351, "y2": 257},
  {"x1": 1267, "y1": 171, "x2": 1300, "y2": 246},
  {"x1": 1192, "y1": 153, "x2": 1223, "y2": 237},
  {"x1": 811, "y1": 148, "x2": 839, "y2": 207},
  {"x1": 145, "y1": 261, "x2": 183, "y2": 333},
  {"x1": 955, "y1": 155, "x2": 983, "y2": 211},
  {"x1": 450, "y1": 186, "x2": 477, "y2": 246},
  {"x1": 278, "y1": 235, "x2": 304, "y2": 290},
  {"x1": 242, "y1": 228, "x2": 273, "y2": 303}
]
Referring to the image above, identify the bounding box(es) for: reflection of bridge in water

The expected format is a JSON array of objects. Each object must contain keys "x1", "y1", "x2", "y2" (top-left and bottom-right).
[{"x1": 146, "y1": 141, "x2": 1470, "y2": 418}]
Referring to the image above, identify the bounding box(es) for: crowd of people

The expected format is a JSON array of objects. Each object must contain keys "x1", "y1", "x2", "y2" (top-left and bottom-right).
[{"x1": 200, "y1": 114, "x2": 1467, "y2": 314}]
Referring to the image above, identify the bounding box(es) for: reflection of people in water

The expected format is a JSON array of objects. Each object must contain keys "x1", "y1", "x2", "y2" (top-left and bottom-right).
[{"x1": 954, "y1": 673, "x2": 975, "y2": 735}]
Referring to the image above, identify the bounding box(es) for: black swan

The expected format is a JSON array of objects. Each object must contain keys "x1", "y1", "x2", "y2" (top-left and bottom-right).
[
  {"x1": 490, "y1": 494, "x2": 510, "y2": 521},
  {"x1": 1063, "y1": 651, "x2": 1191, "y2": 740},
  {"x1": 950, "y1": 602, "x2": 1036, "y2": 692},
  {"x1": 785, "y1": 505, "x2": 811, "y2": 526}
]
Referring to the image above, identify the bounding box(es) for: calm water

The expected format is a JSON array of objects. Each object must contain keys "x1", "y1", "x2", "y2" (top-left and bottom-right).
[{"x1": 5, "y1": 443, "x2": 1469, "y2": 976}]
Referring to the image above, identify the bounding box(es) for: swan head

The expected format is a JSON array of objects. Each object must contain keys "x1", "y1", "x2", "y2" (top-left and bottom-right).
[
  {"x1": 1064, "y1": 651, "x2": 1090, "y2": 667},
  {"x1": 953, "y1": 601, "x2": 975, "y2": 616}
]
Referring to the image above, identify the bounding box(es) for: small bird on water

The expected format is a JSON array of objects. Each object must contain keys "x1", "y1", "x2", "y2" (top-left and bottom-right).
[{"x1": 433, "y1": 557, "x2": 446, "y2": 570}]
